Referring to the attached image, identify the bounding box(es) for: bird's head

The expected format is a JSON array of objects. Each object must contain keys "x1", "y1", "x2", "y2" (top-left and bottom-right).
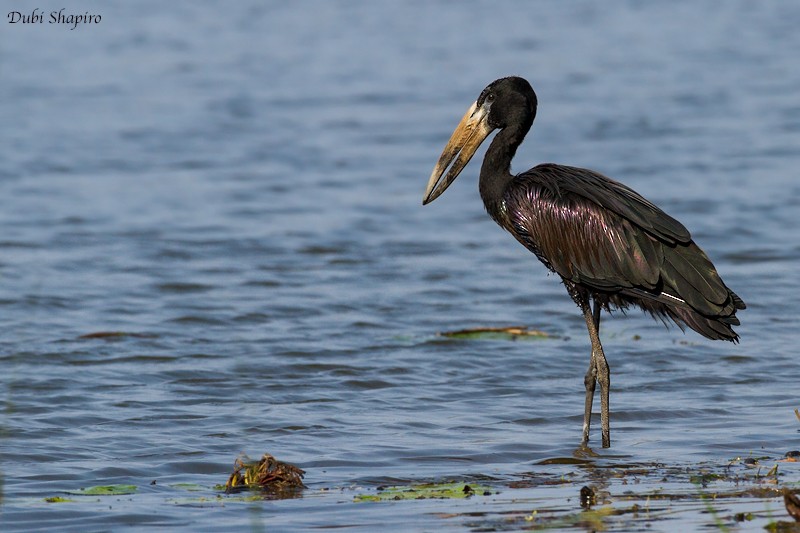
[{"x1": 423, "y1": 76, "x2": 537, "y2": 205}]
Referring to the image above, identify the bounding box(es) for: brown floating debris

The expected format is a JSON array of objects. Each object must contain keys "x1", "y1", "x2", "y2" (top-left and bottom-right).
[
  {"x1": 225, "y1": 453, "x2": 305, "y2": 495},
  {"x1": 439, "y1": 325, "x2": 552, "y2": 339},
  {"x1": 785, "y1": 488, "x2": 800, "y2": 522},
  {"x1": 580, "y1": 485, "x2": 596, "y2": 508},
  {"x1": 78, "y1": 331, "x2": 155, "y2": 340}
]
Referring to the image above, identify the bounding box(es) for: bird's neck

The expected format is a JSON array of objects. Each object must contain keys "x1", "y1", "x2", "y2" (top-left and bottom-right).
[{"x1": 479, "y1": 126, "x2": 524, "y2": 222}]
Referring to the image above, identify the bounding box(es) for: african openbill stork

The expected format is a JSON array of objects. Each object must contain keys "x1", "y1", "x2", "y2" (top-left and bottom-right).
[{"x1": 422, "y1": 76, "x2": 745, "y2": 448}]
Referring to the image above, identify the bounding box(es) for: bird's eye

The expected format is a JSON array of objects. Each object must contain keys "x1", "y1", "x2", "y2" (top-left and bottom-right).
[{"x1": 486, "y1": 93, "x2": 495, "y2": 103}]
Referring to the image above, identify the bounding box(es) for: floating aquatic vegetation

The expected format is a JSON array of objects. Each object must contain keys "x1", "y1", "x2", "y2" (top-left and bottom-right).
[
  {"x1": 67, "y1": 484, "x2": 138, "y2": 496},
  {"x1": 168, "y1": 483, "x2": 206, "y2": 492},
  {"x1": 355, "y1": 482, "x2": 493, "y2": 502},
  {"x1": 77, "y1": 331, "x2": 155, "y2": 340},
  {"x1": 224, "y1": 453, "x2": 305, "y2": 496},
  {"x1": 27, "y1": 450, "x2": 800, "y2": 530},
  {"x1": 765, "y1": 490, "x2": 800, "y2": 532},
  {"x1": 44, "y1": 496, "x2": 74, "y2": 503},
  {"x1": 579, "y1": 485, "x2": 596, "y2": 508},
  {"x1": 786, "y1": 489, "x2": 800, "y2": 522},
  {"x1": 439, "y1": 326, "x2": 553, "y2": 340}
]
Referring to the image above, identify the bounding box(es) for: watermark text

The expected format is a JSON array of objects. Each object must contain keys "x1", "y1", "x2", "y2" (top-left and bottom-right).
[{"x1": 7, "y1": 8, "x2": 102, "y2": 30}]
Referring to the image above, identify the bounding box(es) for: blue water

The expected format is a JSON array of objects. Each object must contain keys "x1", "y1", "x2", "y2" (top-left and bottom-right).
[{"x1": 2, "y1": 1, "x2": 799, "y2": 530}]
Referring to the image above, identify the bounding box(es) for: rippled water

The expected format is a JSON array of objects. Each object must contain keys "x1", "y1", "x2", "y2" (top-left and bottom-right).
[{"x1": 2, "y1": 1, "x2": 799, "y2": 530}]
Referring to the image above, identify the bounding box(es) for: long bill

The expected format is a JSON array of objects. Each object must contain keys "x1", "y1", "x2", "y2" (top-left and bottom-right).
[{"x1": 422, "y1": 101, "x2": 493, "y2": 205}]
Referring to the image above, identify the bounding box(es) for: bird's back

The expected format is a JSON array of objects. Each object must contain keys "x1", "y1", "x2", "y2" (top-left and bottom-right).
[{"x1": 499, "y1": 163, "x2": 745, "y2": 341}]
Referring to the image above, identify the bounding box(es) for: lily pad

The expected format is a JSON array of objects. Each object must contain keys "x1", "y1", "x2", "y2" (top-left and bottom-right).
[
  {"x1": 44, "y1": 496, "x2": 74, "y2": 503},
  {"x1": 169, "y1": 483, "x2": 206, "y2": 492},
  {"x1": 439, "y1": 326, "x2": 553, "y2": 341},
  {"x1": 67, "y1": 484, "x2": 138, "y2": 496},
  {"x1": 355, "y1": 482, "x2": 493, "y2": 502}
]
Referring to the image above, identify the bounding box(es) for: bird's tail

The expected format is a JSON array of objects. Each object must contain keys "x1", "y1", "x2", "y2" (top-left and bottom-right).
[
  {"x1": 666, "y1": 298, "x2": 744, "y2": 342},
  {"x1": 622, "y1": 241, "x2": 745, "y2": 342}
]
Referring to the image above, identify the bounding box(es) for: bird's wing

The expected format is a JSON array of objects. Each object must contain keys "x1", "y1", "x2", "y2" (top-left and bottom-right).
[
  {"x1": 525, "y1": 164, "x2": 691, "y2": 244},
  {"x1": 504, "y1": 164, "x2": 729, "y2": 308}
]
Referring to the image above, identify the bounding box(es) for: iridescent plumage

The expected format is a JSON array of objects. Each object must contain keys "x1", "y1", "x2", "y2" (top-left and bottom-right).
[
  {"x1": 423, "y1": 76, "x2": 745, "y2": 447},
  {"x1": 500, "y1": 162, "x2": 743, "y2": 342}
]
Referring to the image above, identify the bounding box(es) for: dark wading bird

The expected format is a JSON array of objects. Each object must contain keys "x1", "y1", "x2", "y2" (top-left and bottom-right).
[{"x1": 422, "y1": 77, "x2": 745, "y2": 448}]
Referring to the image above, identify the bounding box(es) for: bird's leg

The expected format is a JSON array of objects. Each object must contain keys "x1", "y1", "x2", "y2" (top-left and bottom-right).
[
  {"x1": 592, "y1": 301, "x2": 611, "y2": 448},
  {"x1": 581, "y1": 300, "x2": 611, "y2": 448},
  {"x1": 580, "y1": 301, "x2": 602, "y2": 445},
  {"x1": 582, "y1": 354, "x2": 597, "y2": 445},
  {"x1": 581, "y1": 306, "x2": 597, "y2": 445},
  {"x1": 592, "y1": 299, "x2": 601, "y2": 334}
]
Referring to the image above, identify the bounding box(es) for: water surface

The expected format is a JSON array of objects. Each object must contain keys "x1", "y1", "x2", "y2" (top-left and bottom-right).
[{"x1": 2, "y1": 1, "x2": 799, "y2": 530}]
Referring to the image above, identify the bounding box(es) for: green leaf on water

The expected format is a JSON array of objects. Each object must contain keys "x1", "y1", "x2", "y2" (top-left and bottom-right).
[
  {"x1": 44, "y1": 496, "x2": 74, "y2": 503},
  {"x1": 169, "y1": 483, "x2": 206, "y2": 492},
  {"x1": 355, "y1": 482, "x2": 493, "y2": 502},
  {"x1": 439, "y1": 326, "x2": 553, "y2": 341},
  {"x1": 67, "y1": 484, "x2": 138, "y2": 496}
]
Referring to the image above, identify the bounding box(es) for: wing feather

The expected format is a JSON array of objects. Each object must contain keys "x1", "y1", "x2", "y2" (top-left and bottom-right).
[{"x1": 502, "y1": 163, "x2": 744, "y2": 334}]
